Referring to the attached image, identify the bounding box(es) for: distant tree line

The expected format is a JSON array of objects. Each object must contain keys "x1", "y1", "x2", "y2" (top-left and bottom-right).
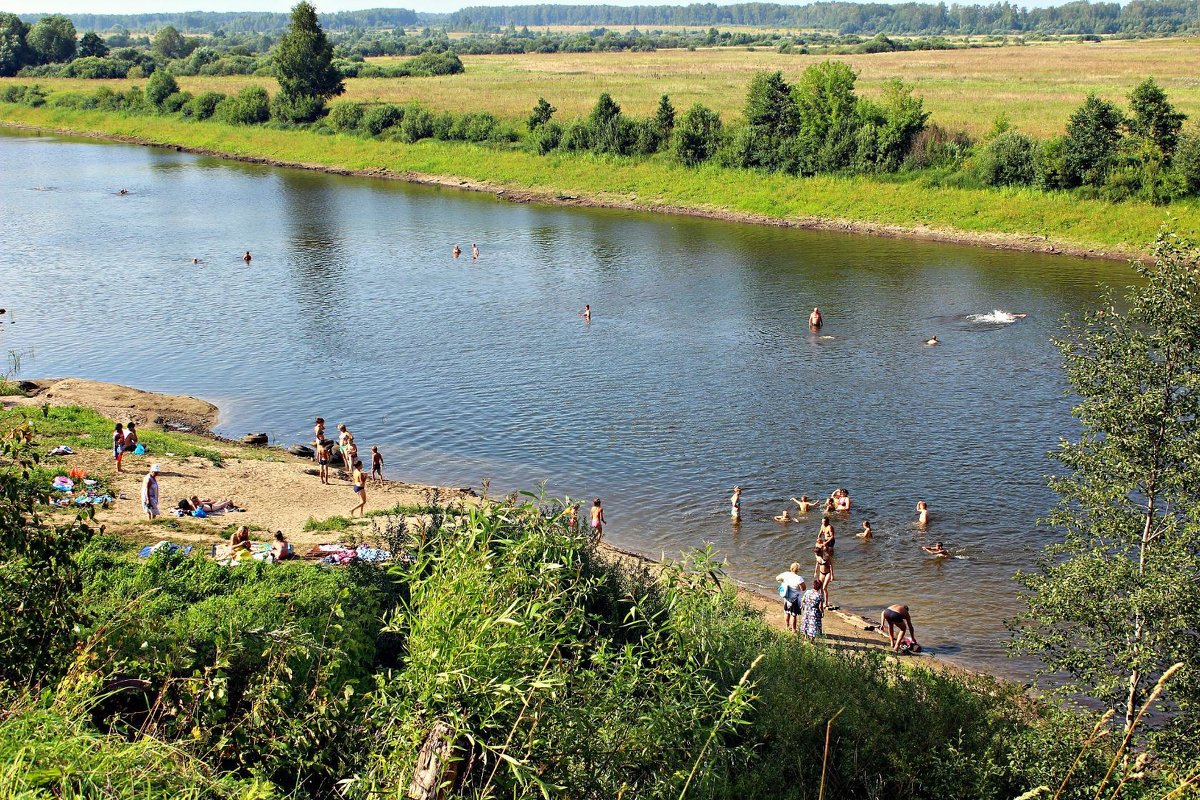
[
  {"x1": 16, "y1": 0, "x2": 1200, "y2": 37},
  {"x1": 441, "y1": 0, "x2": 1200, "y2": 35}
]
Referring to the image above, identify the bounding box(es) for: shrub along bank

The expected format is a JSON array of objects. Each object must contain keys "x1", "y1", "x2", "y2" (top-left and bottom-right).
[{"x1": 0, "y1": 417, "x2": 1172, "y2": 799}]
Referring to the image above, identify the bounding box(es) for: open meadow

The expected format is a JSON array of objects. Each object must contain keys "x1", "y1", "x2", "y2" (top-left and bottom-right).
[{"x1": 5, "y1": 37, "x2": 1199, "y2": 136}]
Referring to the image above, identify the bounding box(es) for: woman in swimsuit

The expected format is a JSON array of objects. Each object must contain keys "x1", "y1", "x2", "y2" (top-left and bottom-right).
[
  {"x1": 230, "y1": 525, "x2": 252, "y2": 553},
  {"x1": 313, "y1": 417, "x2": 325, "y2": 445},
  {"x1": 189, "y1": 495, "x2": 236, "y2": 513},
  {"x1": 590, "y1": 498, "x2": 606, "y2": 543},
  {"x1": 350, "y1": 460, "x2": 367, "y2": 517},
  {"x1": 271, "y1": 530, "x2": 292, "y2": 561},
  {"x1": 337, "y1": 424, "x2": 354, "y2": 468},
  {"x1": 112, "y1": 423, "x2": 125, "y2": 473},
  {"x1": 881, "y1": 604, "x2": 918, "y2": 652},
  {"x1": 823, "y1": 497, "x2": 836, "y2": 515},
  {"x1": 857, "y1": 520, "x2": 872, "y2": 539},
  {"x1": 813, "y1": 547, "x2": 835, "y2": 609}
]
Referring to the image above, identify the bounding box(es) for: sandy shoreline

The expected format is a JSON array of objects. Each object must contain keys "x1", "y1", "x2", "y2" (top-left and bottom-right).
[
  {"x1": 6, "y1": 378, "x2": 940, "y2": 667},
  {"x1": 0, "y1": 119, "x2": 1141, "y2": 263}
]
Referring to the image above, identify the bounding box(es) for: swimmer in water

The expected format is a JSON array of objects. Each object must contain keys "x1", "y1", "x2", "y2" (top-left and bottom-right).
[
  {"x1": 243, "y1": 251, "x2": 252, "y2": 264},
  {"x1": 471, "y1": 243, "x2": 479, "y2": 260},
  {"x1": 452, "y1": 244, "x2": 462, "y2": 258},
  {"x1": 192, "y1": 257, "x2": 200, "y2": 264},
  {"x1": 118, "y1": 188, "x2": 129, "y2": 195},
  {"x1": 923, "y1": 541, "x2": 948, "y2": 557},
  {"x1": 774, "y1": 509, "x2": 794, "y2": 523},
  {"x1": 857, "y1": 520, "x2": 872, "y2": 539},
  {"x1": 791, "y1": 495, "x2": 813, "y2": 513},
  {"x1": 582, "y1": 304, "x2": 592, "y2": 322},
  {"x1": 916, "y1": 500, "x2": 929, "y2": 527},
  {"x1": 925, "y1": 336, "x2": 939, "y2": 346},
  {"x1": 809, "y1": 307, "x2": 823, "y2": 329}
]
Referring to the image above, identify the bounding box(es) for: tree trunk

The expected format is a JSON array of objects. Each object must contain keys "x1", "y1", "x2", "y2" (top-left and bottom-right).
[{"x1": 407, "y1": 721, "x2": 460, "y2": 800}]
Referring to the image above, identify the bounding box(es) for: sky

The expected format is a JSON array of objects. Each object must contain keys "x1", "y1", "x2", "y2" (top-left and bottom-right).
[{"x1": 0, "y1": 0, "x2": 1083, "y2": 15}]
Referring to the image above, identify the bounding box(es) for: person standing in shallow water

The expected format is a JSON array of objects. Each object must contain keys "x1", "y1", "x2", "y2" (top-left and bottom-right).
[
  {"x1": 243, "y1": 251, "x2": 252, "y2": 264},
  {"x1": 582, "y1": 304, "x2": 591, "y2": 323},
  {"x1": 730, "y1": 486, "x2": 742, "y2": 522},
  {"x1": 590, "y1": 498, "x2": 606, "y2": 542},
  {"x1": 809, "y1": 307, "x2": 823, "y2": 329},
  {"x1": 452, "y1": 244, "x2": 461, "y2": 258},
  {"x1": 471, "y1": 243, "x2": 479, "y2": 260}
]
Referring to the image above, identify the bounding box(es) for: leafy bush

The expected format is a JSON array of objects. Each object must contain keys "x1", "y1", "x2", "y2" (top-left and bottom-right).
[
  {"x1": 1175, "y1": 126, "x2": 1200, "y2": 196},
  {"x1": 1035, "y1": 135, "x2": 1071, "y2": 191},
  {"x1": 531, "y1": 120, "x2": 563, "y2": 154},
  {"x1": 361, "y1": 103, "x2": 403, "y2": 136},
  {"x1": 270, "y1": 91, "x2": 325, "y2": 123},
  {"x1": 976, "y1": 130, "x2": 1039, "y2": 186},
  {"x1": 400, "y1": 104, "x2": 434, "y2": 142},
  {"x1": 326, "y1": 99, "x2": 364, "y2": 132},
  {"x1": 182, "y1": 90, "x2": 225, "y2": 120},
  {"x1": 674, "y1": 102, "x2": 723, "y2": 166},
  {"x1": 215, "y1": 84, "x2": 270, "y2": 125},
  {"x1": 161, "y1": 90, "x2": 191, "y2": 114},
  {"x1": 144, "y1": 68, "x2": 179, "y2": 109}
]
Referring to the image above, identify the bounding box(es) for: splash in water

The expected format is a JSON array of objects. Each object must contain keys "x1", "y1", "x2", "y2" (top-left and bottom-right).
[{"x1": 966, "y1": 310, "x2": 1021, "y2": 325}]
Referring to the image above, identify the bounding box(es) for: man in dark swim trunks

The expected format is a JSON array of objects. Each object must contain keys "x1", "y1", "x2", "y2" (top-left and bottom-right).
[{"x1": 880, "y1": 604, "x2": 918, "y2": 652}]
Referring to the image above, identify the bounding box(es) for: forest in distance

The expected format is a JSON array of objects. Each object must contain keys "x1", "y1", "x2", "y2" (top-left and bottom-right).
[{"x1": 27, "y1": 0, "x2": 1200, "y2": 37}]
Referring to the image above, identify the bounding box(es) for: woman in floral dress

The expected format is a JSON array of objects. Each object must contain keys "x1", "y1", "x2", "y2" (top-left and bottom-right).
[{"x1": 800, "y1": 578, "x2": 826, "y2": 640}]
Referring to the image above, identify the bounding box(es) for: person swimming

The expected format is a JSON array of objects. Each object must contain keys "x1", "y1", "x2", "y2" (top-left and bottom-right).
[
  {"x1": 809, "y1": 307, "x2": 823, "y2": 329},
  {"x1": 925, "y1": 336, "x2": 939, "y2": 346},
  {"x1": 923, "y1": 541, "x2": 948, "y2": 557},
  {"x1": 791, "y1": 495, "x2": 813, "y2": 513},
  {"x1": 243, "y1": 251, "x2": 252, "y2": 264},
  {"x1": 192, "y1": 257, "x2": 200, "y2": 264},
  {"x1": 857, "y1": 520, "x2": 872, "y2": 539},
  {"x1": 118, "y1": 188, "x2": 129, "y2": 195},
  {"x1": 774, "y1": 509, "x2": 794, "y2": 523}
]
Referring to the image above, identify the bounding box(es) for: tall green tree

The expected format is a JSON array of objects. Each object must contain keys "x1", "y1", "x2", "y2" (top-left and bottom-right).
[
  {"x1": 673, "y1": 102, "x2": 722, "y2": 166},
  {"x1": 26, "y1": 14, "x2": 76, "y2": 65},
  {"x1": 0, "y1": 13, "x2": 30, "y2": 77},
  {"x1": 273, "y1": 1, "x2": 343, "y2": 121},
  {"x1": 653, "y1": 93, "x2": 675, "y2": 138},
  {"x1": 527, "y1": 96, "x2": 555, "y2": 130},
  {"x1": 1063, "y1": 93, "x2": 1124, "y2": 187},
  {"x1": 743, "y1": 70, "x2": 801, "y2": 171},
  {"x1": 77, "y1": 31, "x2": 108, "y2": 58},
  {"x1": 1013, "y1": 232, "x2": 1200, "y2": 757},
  {"x1": 152, "y1": 24, "x2": 187, "y2": 59},
  {"x1": 1126, "y1": 78, "x2": 1186, "y2": 158}
]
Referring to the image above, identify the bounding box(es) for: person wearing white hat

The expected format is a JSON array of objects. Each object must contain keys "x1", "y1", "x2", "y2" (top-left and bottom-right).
[{"x1": 142, "y1": 464, "x2": 161, "y2": 521}]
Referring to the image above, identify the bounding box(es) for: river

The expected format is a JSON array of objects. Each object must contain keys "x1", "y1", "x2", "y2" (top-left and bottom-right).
[{"x1": 0, "y1": 128, "x2": 1138, "y2": 676}]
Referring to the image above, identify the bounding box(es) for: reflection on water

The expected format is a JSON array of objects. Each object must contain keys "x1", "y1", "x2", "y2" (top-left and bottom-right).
[{"x1": 0, "y1": 129, "x2": 1140, "y2": 677}]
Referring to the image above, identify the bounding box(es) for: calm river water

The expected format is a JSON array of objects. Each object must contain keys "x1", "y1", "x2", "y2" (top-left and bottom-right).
[{"x1": 0, "y1": 129, "x2": 1137, "y2": 676}]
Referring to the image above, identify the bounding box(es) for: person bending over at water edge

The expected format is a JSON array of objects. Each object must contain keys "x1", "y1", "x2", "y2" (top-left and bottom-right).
[
  {"x1": 881, "y1": 604, "x2": 920, "y2": 653},
  {"x1": 590, "y1": 498, "x2": 606, "y2": 543},
  {"x1": 350, "y1": 460, "x2": 367, "y2": 517},
  {"x1": 776, "y1": 562, "x2": 806, "y2": 634}
]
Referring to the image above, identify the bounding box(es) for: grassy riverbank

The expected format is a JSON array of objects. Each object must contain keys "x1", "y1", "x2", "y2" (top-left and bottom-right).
[
  {"x1": 3, "y1": 102, "x2": 1197, "y2": 257},
  {"x1": 0, "y1": 385, "x2": 1160, "y2": 798}
]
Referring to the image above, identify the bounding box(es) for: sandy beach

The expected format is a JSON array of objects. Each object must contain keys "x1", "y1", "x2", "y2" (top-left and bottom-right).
[{"x1": 6, "y1": 378, "x2": 930, "y2": 664}]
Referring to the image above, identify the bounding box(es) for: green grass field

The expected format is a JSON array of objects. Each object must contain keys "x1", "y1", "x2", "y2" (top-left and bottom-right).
[
  {"x1": 5, "y1": 38, "x2": 1199, "y2": 137},
  {"x1": 1, "y1": 102, "x2": 1196, "y2": 255}
]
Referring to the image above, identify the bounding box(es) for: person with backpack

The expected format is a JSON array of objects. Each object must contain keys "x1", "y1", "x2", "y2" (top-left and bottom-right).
[{"x1": 775, "y1": 562, "x2": 806, "y2": 633}]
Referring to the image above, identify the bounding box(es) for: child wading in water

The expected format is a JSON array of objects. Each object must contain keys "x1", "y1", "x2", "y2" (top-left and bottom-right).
[
  {"x1": 370, "y1": 446, "x2": 384, "y2": 485},
  {"x1": 350, "y1": 460, "x2": 367, "y2": 517}
]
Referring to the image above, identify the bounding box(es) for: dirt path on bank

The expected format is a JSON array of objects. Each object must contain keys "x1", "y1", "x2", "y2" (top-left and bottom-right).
[{"x1": 0, "y1": 119, "x2": 1142, "y2": 263}]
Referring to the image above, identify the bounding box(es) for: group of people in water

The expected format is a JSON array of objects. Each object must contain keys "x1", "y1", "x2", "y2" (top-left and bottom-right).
[
  {"x1": 750, "y1": 484, "x2": 931, "y2": 653},
  {"x1": 310, "y1": 418, "x2": 385, "y2": 517},
  {"x1": 452, "y1": 243, "x2": 480, "y2": 260}
]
